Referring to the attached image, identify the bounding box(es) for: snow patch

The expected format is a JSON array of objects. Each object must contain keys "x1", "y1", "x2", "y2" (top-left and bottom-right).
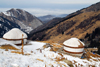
[
  {"x1": 23, "y1": 41, "x2": 46, "y2": 52},
  {"x1": 0, "y1": 38, "x2": 21, "y2": 49},
  {"x1": 3, "y1": 12, "x2": 10, "y2": 16},
  {"x1": 19, "y1": 22, "x2": 33, "y2": 33}
]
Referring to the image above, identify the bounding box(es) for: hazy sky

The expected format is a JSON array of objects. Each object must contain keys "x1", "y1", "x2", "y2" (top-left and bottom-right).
[{"x1": 0, "y1": 0, "x2": 100, "y2": 17}]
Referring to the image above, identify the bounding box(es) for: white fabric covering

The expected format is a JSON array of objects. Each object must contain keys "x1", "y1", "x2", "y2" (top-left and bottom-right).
[
  {"x1": 3, "y1": 28, "x2": 27, "y2": 44},
  {"x1": 63, "y1": 38, "x2": 85, "y2": 57},
  {"x1": 63, "y1": 38, "x2": 85, "y2": 47},
  {"x1": 3, "y1": 28, "x2": 27, "y2": 39}
]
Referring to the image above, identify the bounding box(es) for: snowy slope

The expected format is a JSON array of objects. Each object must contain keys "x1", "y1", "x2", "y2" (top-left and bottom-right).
[{"x1": 0, "y1": 40, "x2": 100, "y2": 67}]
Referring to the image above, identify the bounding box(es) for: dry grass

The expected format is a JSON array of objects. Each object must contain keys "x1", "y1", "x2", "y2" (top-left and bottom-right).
[
  {"x1": 0, "y1": 45, "x2": 25, "y2": 55},
  {"x1": 11, "y1": 51, "x2": 23, "y2": 54},
  {"x1": 41, "y1": 41, "x2": 63, "y2": 52},
  {"x1": 51, "y1": 43, "x2": 62, "y2": 48},
  {"x1": 86, "y1": 51, "x2": 100, "y2": 58},
  {"x1": 36, "y1": 59, "x2": 44, "y2": 62},
  {"x1": 57, "y1": 62, "x2": 68, "y2": 67},
  {"x1": 0, "y1": 45, "x2": 19, "y2": 50}
]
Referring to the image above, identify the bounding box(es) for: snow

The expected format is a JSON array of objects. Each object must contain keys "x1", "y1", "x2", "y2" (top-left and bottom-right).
[
  {"x1": 63, "y1": 38, "x2": 85, "y2": 47},
  {"x1": 19, "y1": 22, "x2": 33, "y2": 34},
  {"x1": 3, "y1": 12, "x2": 10, "y2": 16},
  {"x1": 24, "y1": 26, "x2": 33, "y2": 34},
  {"x1": 23, "y1": 41, "x2": 46, "y2": 52},
  {"x1": 0, "y1": 49, "x2": 67, "y2": 67},
  {"x1": 0, "y1": 39, "x2": 100, "y2": 67},
  {"x1": 0, "y1": 38, "x2": 20, "y2": 49}
]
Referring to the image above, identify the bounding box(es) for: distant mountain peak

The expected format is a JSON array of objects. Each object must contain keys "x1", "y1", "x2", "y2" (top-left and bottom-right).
[
  {"x1": 0, "y1": 8, "x2": 43, "y2": 37},
  {"x1": 38, "y1": 14, "x2": 68, "y2": 24}
]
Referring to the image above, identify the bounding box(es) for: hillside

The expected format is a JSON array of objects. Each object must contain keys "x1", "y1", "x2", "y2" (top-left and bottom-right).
[
  {"x1": 29, "y1": 2, "x2": 100, "y2": 46},
  {"x1": 30, "y1": 17, "x2": 63, "y2": 35},
  {"x1": 0, "y1": 38, "x2": 100, "y2": 67},
  {"x1": 0, "y1": 8, "x2": 43, "y2": 33}
]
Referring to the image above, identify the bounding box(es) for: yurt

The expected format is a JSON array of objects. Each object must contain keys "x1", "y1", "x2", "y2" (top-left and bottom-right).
[
  {"x1": 63, "y1": 38, "x2": 85, "y2": 57},
  {"x1": 3, "y1": 28, "x2": 27, "y2": 45}
]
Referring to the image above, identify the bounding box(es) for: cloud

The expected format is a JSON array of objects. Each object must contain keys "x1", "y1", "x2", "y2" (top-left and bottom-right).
[
  {"x1": 23, "y1": 8, "x2": 78, "y2": 17},
  {"x1": 0, "y1": 8, "x2": 11, "y2": 12},
  {"x1": 0, "y1": 0, "x2": 99, "y2": 8},
  {"x1": 5, "y1": 0, "x2": 99, "y2": 4},
  {"x1": 45, "y1": 0, "x2": 100, "y2": 4},
  {"x1": 0, "y1": 8, "x2": 78, "y2": 17},
  {"x1": 0, "y1": 0, "x2": 99, "y2": 17}
]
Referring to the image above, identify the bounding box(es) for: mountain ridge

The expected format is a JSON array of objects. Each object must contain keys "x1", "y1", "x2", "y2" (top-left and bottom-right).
[
  {"x1": 29, "y1": 1, "x2": 100, "y2": 47},
  {"x1": 38, "y1": 14, "x2": 68, "y2": 24}
]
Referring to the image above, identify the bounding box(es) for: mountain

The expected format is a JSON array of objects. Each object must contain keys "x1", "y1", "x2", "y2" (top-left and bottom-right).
[
  {"x1": 29, "y1": 2, "x2": 100, "y2": 47},
  {"x1": 38, "y1": 14, "x2": 68, "y2": 24},
  {"x1": 55, "y1": 14, "x2": 68, "y2": 17},
  {"x1": 0, "y1": 8, "x2": 43, "y2": 33},
  {"x1": 0, "y1": 16, "x2": 20, "y2": 37},
  {"x1": 29, "y1": 17, "x2": 63, "y2": 35},
  {"x1": 38, "y1": 15, "x2": 56, "y2": 24}
]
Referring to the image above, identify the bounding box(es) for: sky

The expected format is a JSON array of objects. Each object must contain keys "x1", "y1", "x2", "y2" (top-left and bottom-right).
[{"x1": 0, "y1": 0, "x2": 100, "y2": 17}]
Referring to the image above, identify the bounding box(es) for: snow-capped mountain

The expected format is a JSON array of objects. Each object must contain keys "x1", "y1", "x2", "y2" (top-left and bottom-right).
[{"x1": 0, "y1": 8, "x2": 43, "y2": 33}]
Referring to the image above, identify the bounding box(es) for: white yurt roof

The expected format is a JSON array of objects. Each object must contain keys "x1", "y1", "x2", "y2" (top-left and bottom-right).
[
  {"x1": 3, "y1": 28, "x2": 27, "y2": 39},
  {"x1": 63, "y1": 38, "x2": 85, "y2": 47}
]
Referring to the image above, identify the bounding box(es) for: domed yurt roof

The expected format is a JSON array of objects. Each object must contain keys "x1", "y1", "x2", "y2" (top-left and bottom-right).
[
  {"x1": 3, "y1": 28, "x2": 27, "y2": 39},
  {"x1": 63, "y1": 38, "x2": 85, "y2": 57},
  {"x1": 63, "y1": 38, "x2": 85, "y2": 48}
]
